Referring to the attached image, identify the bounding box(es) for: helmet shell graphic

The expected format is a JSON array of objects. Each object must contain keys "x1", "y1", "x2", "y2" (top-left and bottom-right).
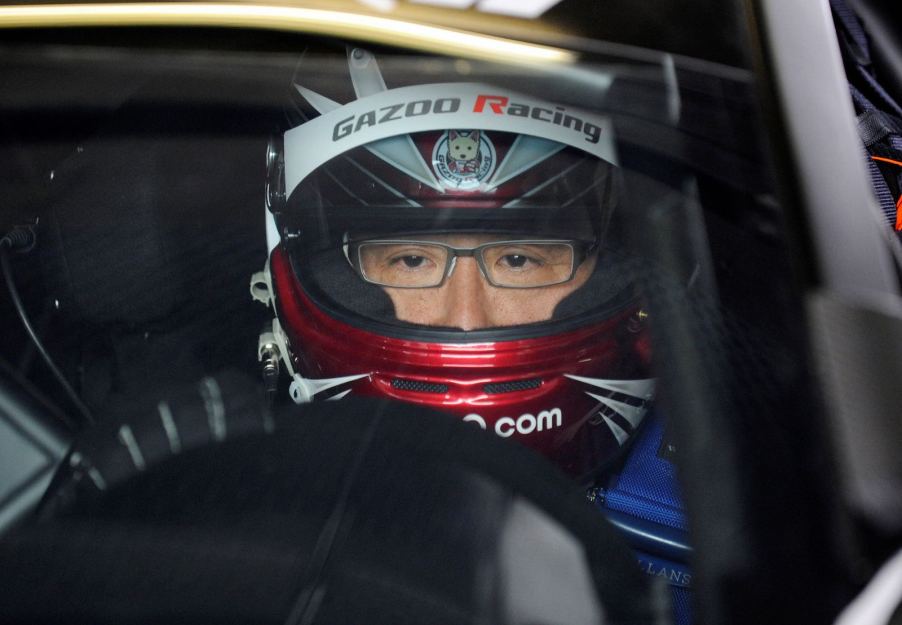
[{"x1": 262, "y1": 48, "x2": 655, "y2": 480}]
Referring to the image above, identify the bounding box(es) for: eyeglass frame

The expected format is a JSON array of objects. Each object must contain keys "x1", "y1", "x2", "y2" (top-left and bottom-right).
[{"x1": 343, "y1": 237, "x2": 599, "y2": 289}]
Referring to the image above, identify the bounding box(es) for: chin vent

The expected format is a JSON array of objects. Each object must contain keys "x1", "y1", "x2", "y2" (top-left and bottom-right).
[
  {"x1": 391, "y1": 378, "x2": 449, "y2": 393},
  {"x1": 484, "y1": 378, "x2": 542, "y2": 394}
]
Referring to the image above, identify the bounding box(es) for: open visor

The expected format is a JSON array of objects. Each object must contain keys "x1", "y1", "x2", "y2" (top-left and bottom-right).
[
  {"x1": 280, "y1": 129, "x2": 620, "y2": 250},
  {"x1": 273, "y1": 80, "x2": 620, "y2": 250}
]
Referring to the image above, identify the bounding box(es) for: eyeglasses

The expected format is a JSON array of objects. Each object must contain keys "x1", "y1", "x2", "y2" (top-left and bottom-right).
[{"x1": 345, "y1": 238, "x2": 596, "y2": 289}]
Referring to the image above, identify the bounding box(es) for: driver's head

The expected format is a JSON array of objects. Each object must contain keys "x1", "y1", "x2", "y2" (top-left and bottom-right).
[
  {"x1": 266, "y1": 51, "x2": 653, "y2": 482},
  {"x1": 353, "y1": 232, "x2": 598, "y2": 330}
]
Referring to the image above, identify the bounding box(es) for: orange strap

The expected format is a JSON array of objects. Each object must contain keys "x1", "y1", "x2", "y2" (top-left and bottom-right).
[
  {"x1": 872, "y1": 155, "x2": 902, "y2": 168},
  {"x1": 870, "y1": 156, "x2": 902, "y2": 230}
]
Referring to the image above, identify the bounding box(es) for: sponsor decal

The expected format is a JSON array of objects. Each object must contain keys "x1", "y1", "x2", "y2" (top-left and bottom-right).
[
  {"x1": 330, "y1": 92, "x2": 602, "y2": 145},
  {"x1": 472, "y1": 94, "x2": 602, "y2": 144},
  {"x1": 637, "y1": 557, "x2": 692, "y2": 588},
  {"x1": 331, "y1": 97, "x2": 462, "y2": 141},
  {"x1": 284, "y1": 82, "x2": 617, "y2": 197},
  {"x1": 463, "y1": 407, "x2": 562, "y2": 438},
  {"x1": 431, "y1": 130, "x2": 496, "y2": 189}
]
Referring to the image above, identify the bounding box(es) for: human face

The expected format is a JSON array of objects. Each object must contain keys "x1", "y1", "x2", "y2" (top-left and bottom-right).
[{"x1": 377, "y1": 234, "x2": 597, "y2": 330}]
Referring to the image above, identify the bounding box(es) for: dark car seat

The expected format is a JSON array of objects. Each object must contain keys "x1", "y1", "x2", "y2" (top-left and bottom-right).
[{"x1": 36, "y1": 95, "x2": 270, "y2": 419}]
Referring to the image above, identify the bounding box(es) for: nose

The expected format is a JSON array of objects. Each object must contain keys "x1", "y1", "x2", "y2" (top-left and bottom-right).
[{"x1": 438, "y1": 258, "x2": 493, "y2": 331}]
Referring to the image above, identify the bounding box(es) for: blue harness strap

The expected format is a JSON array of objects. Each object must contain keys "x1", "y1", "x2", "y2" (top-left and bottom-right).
[{"x1": 595, "y1": 413, "x2": 692, "y2": 625}]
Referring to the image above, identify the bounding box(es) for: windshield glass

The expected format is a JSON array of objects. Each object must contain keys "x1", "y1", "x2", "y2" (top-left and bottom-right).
[{"x1": 0, "y1": 8, "x2": 865, "y2": 625}]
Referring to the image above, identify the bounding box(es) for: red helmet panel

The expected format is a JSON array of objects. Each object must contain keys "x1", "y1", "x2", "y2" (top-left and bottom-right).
[{"x1": 271, "y1": 245, "x2": 653, "y2": 479}]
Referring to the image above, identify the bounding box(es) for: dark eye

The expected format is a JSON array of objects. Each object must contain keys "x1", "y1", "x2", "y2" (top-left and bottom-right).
[
  {"x1": 503, "y1": 255, "x2": 528, "y2": 268},
  {"x1": 401, "y1": 255, "x2": 425, "y2": 268}
]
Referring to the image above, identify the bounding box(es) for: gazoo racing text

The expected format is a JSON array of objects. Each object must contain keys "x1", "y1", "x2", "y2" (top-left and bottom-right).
[{"x1": 332, "y1": 94, "x2": 603, "y2": 144}]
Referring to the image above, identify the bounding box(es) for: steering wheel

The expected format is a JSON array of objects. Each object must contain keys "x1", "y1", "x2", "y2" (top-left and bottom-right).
[{"x1": 0, "y1": 371, "x2": 660, "y2": 625}]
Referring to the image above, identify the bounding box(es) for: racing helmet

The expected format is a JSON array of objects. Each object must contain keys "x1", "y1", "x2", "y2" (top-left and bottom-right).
[{"x1": 257, "y1": 49, "x2": 654, "y2": 481}]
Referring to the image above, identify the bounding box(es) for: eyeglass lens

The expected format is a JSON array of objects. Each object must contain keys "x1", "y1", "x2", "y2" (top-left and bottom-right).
[{"x1": 357, "y1": 241, "x2": 576, "y2": 288}]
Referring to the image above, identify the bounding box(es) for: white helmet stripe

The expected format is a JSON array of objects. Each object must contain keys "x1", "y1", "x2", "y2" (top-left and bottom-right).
[
  {"x1": 603, "y1": 416, "x2": 630, "y2": 446},
  {"x1": 327, "y1": 389, "x2": 354, "y2": 401},
  {"x1": 502, "y1": 157, "x2": 583, "y2": 209},
  {"x1": 296, "y1": 85, "x2": 341, "y2": 114},
  {"x1": 585, "y1": 392, "x2": 648, "y2": 428},
  {"x1": 486, "y1": 134, "x2": 566, "y2": 190},
  {"x1": 564, "y1": 374, "x2": 656, "y2": 402},
  {"x1": 364, "y1": 136, "x2": 443, "y2": 191},
  {"x1": 289, "y1": 373, "x2": 369, "y2": 404}
]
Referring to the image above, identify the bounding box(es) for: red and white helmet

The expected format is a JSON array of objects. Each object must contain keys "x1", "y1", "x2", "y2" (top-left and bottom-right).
[{"x1": 256, "y1": 49, "x2": 654, "y2": 481}]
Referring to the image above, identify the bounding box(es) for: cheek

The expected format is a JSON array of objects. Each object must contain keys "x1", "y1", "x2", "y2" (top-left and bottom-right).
[
  {"x1": 484, "y1": 287, "x2": 572, "y2": 325},
  {"x1": 385, "y1": 289, "x2": 448, "y2": 325},
  {"x1": 385, "y1": 289, "x2": 438, "y2": 323}
]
